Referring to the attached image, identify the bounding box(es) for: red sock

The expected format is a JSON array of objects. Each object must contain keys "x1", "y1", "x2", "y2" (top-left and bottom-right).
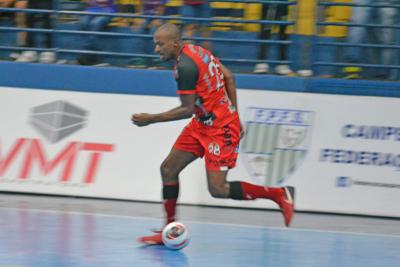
[
  {"x1": 230, "y1": 181, "x2": 283, "y2": 202},
  {"x1": 163, "y1": 183, "x2": 179, "y2": 225},
  {"x1": 164, "y1": 198, "x2": 177, "y2": 224}
]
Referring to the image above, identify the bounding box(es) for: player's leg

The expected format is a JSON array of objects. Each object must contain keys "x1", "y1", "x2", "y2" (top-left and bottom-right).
[
  {"x1": 206, "y1": 169, "x2": 295, "y2": 227},
  {"x1": 204, "y1": 121, "x2": 295, "y2": 226},
  {"x1": 138, "y1": 148, "x2": 197, "y2": 245},
  {"x1": 160, "y1": 148, "x2": 198, "y2": 225},
  {"x1": 205, "y1": 169, "x2": 229, "y2": 198},
  {"x1": 139, "y1": 124, "x2": 201, "y2": 245}
]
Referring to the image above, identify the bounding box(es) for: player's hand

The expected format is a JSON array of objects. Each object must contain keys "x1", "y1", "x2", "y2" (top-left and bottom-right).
[
  {"x1": 240, "y1": 122, "x2": 246, "y2": 139},
  {"x1": 131, "y1": 113, "x2": 154, "y2": 127}
]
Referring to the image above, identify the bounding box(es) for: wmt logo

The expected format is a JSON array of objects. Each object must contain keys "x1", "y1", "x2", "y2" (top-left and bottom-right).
[
  {"x1": 241, "y1": 107, "x2": 314, "y2": 186},
  {"x1": 30, "y1": 100, "x2": 88, "y2": 143},
  {"x1": 0, "y1": 100, "x2": 114, "y2": 184}
]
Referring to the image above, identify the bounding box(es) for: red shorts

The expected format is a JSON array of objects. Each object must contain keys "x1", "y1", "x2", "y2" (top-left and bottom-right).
[{"x1": 173, "y1": 118, "x2": 240, "y2": 171}]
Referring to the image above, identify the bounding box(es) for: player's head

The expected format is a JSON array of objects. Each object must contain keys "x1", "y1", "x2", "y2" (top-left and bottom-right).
[{"x1": 154, "y1": 23, "x2": 182, "y2": 61}]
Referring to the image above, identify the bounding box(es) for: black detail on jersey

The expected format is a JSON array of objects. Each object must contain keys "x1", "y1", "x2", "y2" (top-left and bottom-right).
[
  {"x1": 195, "y1": 96, "x2": 216, "y2": 126},
  {"x1": 177, "y1": 53, "x2": 199, "y2": 91},
  {"x1": 198, "y1": 112, "x2": 216, "y2": 126}
]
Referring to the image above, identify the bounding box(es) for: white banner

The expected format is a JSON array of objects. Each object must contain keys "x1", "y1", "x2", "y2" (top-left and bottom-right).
[{"x1": 1, "y1": 87, "x2": 399, "y2": 217}]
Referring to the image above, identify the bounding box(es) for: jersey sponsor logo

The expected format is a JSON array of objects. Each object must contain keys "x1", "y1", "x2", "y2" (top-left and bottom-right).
[
  {"x1": 197, "y1": 112, "x2": 216, "y2": 126},
  {"x1": 202, "y1": 54, "x2": 210, "y2": 64},
  {"x1": 241, "y1": 107, "x2": 314, "y2": 186},
  {"x1": 207, "y1": 157, "x2": 236, "y2": 166}
]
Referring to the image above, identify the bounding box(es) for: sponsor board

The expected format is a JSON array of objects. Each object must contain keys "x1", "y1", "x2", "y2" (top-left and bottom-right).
[
  {"x1": 1, "y1": 98, "x2": 115, "y2": 188},
  {"x1": 1, "y1": 87, "x2": 400, "y2": 217},
  {"x1": 241, "y1": 107, "x2": 314, "y2": 186}
]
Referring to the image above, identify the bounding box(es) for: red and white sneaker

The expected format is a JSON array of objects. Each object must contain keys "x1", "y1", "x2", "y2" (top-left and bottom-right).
[
  {"x1": 138, "y1": 232, "x2": 164, "y2": 245},
  {"x1": 278, "y1": 186, "x2": 295, "y2": 227}
]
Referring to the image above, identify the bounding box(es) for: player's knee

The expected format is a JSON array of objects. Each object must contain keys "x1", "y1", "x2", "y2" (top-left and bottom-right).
[
  {"x1": 208, "y1": 184, "x2": 228, "y2": 199},
  {"x1": 160, "y1": 161, "x2": 178, "y2": 181}
]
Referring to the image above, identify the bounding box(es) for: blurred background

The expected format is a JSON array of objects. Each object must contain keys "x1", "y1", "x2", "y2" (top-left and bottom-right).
[
  {"x1": 0, "y1": 2, "x2": 400, "y2": 266},
  {"x1": 0, "y1": 0, "x2": 399, "y2": 80}
]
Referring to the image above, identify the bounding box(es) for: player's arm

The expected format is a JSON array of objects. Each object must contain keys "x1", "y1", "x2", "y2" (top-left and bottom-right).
[
  {"x1": 132, "y1": 94, "x2": 195, "y2": 126},
  {"x1": 132, "y1": 54, "x2": 198, "y2": 127},
  {"x1": 220, "y1": 64, "x2": 237, "y2": 110},
  {"x1": 221, "y1": 63, "x2": 246, "y2": 137}
]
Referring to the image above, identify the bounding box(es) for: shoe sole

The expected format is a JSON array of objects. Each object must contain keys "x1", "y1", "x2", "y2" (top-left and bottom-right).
[
  {"x1": 138, "y1": 237, "x2": 163, "y2": 246},
  {"x1": 284, "y1": 186, "x2": 295, "y2": 205},
  {"x1": 283, "y1": 186, "x2": 295, "y2": 227}
]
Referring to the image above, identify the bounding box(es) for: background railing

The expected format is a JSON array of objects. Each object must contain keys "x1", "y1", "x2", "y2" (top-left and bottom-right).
[
  {"x1": 0, "y1": 0, "x2": 399, "y2": 80},
  {"x1": 314, "y1": 0, "x2": 400, "y2": 80}
]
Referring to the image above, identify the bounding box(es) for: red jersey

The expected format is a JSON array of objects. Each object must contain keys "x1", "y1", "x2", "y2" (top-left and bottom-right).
[{"x1": 174, "y1": 44, "x2": 238, "y2": 128}]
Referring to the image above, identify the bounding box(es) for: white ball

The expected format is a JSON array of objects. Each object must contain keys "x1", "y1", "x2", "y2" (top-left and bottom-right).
[{"x1": 162, "y1": 222, "x2": 190, "y2": 250}]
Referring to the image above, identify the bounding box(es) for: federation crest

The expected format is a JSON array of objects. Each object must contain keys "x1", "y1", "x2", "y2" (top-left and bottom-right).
[{"x1": 240, "y1": 107, "x2": 314, "y2": 186}]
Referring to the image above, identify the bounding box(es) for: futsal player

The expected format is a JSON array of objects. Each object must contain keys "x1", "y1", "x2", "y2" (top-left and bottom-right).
[{"x1": 131, "y1": 23, "x2": 295, "y2": 245}]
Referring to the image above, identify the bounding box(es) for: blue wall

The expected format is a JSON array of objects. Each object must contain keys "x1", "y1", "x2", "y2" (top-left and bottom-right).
[{"x1": 0, "y1": 62, "x2": 399, "y2": 97}]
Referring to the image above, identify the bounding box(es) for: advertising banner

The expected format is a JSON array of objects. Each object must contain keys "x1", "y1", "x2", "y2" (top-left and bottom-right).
[{"x1": 1, "y1": 87, "x2": 399, "y2": 217}]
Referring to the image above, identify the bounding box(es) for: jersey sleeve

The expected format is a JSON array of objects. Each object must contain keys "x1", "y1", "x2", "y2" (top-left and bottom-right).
[{"x1": 176, "y1": 54, "x2": 199, "y2": 94}]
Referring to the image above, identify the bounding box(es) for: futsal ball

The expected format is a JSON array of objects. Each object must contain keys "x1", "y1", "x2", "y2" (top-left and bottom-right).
[{"x1": 162, "y1": 221, "x2": 190, "y2": 250}]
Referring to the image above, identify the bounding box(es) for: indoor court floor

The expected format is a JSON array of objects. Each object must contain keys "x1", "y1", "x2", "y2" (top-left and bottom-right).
[{"x1": 0, "y1": 193, "x2": 399, "y2": 267}]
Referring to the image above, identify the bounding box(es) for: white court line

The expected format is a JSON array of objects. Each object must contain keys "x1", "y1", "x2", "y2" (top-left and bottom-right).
[{"x1": 0, "y1": 206, "x2": 399, "y2": 239}]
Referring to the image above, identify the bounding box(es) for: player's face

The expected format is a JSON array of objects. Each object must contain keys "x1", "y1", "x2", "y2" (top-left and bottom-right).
[{"x1": 154, "y1": 31, "x2": 178, "y2": 61}]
